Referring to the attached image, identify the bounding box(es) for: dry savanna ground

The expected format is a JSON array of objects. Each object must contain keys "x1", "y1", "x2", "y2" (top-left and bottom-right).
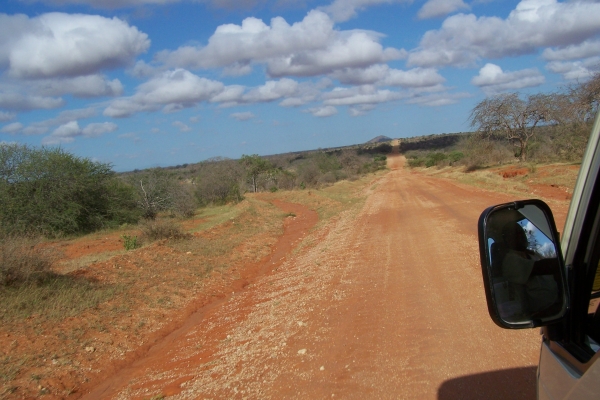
[{"x1": 1, "y1": 152, "x2": 579, "y2": 399}]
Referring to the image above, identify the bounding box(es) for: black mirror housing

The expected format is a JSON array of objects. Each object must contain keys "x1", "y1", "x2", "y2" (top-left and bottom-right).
[{"x1": 478, "y1": 200, "x2": 569, "y2": 329}]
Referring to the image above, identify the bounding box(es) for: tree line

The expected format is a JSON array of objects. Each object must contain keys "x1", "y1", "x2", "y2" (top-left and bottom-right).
[{"x1": 0, "y1": 143, "x2": 390, "y2": 237}]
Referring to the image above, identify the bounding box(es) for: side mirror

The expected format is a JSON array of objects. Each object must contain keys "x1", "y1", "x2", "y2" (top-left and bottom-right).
[{"x1": 478, "y1": 200, "x2": 568, "y2": 329}]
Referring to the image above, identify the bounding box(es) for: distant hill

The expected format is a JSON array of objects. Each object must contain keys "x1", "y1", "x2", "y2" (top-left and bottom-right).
[{"x1": 366, "y1": 135, "x2": 393, "y2": 144}]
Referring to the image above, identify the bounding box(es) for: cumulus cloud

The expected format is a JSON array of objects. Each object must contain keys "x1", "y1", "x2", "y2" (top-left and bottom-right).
[
  {"x1": 32, "y1": 75, "x2": 124, "y2": 98},
  {"x1": 546, "y1": 57, "x2": 600, "y2": 80},
  {"x1": 331, "y1": 64, "x2": 445, "y2": 88},
  {"x1": 322, "y1": 85, "x2": 402, "y2": 106},
  {"x1": 471, "y1": 63, "x2": 545, "y2": 94},
  {"x1": 408, "y1": 0, "x2": 600, "y2": 67},
  {"x1": 417, "y1": 0, "x2": 469, "y2": 20},
  {"x1": 0, "y1": 122, "x2": 23, "y2": 134},
  {"x1": 349, "y1": 104, "x2": 376, "y2": 116},
  {"x1": 242, "y1": 79, "x2": 299, "y2": 103},
  {"x1": 406, "y1": 91, "x2": 470, "y2": 106},
  {"x1": 0, "y1": 92, "x2": 64, "y2": 111},
  {"x1": 104, "y1": 69, "x2": 224, "y2": 117},
  {"x1": 172, "y1": 121, "x2": 191, "y2": 131},
  {"x1": 304, "y1": 105, "x2": 338, "y2": 117},
  {"x1": 542, "y1": 39, "x2": 600, "y2": 61},
  {"x1": 230, "y1": 112, "x2": 256, "y2": 121},
  {"x1": 0, "y1": 13, "x2": 150, "y2": 79},
  {"x1": 158, "y1": 10, "x2": 404, "y2": 77},
  {"x1": 320, "y1": 0, "x2": 409, "y2": 22},
  {"x1": 0, "y1": 111, "x2": 15, "y2": 122},
  {"x1": 42, "y1": 120, "x2": 118, "y2": 144}
]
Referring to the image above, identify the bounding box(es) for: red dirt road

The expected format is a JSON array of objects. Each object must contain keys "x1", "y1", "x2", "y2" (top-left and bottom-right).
[{"x1": 81, "y1": 154, "x2": 570, "y2": 399}]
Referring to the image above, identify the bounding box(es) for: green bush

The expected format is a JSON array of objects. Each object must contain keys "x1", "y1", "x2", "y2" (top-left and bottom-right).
[
  {"x1": 0, "y1": 144, "x2": 139, "y2": 236},
  {"x1": 425, "y1": 152, "x2": 447, "y2": 167},
  {"x1": 121, "y1": 234, "x2": 139, "y2": 250}
]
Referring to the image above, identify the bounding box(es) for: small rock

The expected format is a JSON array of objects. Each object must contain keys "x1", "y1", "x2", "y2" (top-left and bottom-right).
[
  {"x1": 298, "y1": 349, "x2": 307, "y2": 355},
  {"x1": 85, "y1": 346, "x2": 95, "y2": 353},
  {"x1": 320, "y1": 366, "x2": 325, "y2": 371}
]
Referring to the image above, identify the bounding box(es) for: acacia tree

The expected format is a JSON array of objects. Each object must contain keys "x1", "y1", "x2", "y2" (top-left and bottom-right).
[
  {"x1": 240, "y1": 154, "x2": 273, "y2": 193},
  {"x1": 469, "y1": 92, "x2": 553, "y2": 161}
]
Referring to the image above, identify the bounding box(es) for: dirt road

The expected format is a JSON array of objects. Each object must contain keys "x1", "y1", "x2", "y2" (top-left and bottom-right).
[{"x1": 82, "y1": 153, "x2": 568, "y2": 399}]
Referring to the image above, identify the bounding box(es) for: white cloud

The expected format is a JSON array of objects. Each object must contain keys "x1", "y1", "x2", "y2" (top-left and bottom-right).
[
  {"x1": 104, "y1": 69, "x2": 224, "y2": 117},
  {"x1": 243, "y1": 79, "x2": 299, "y2": 102},
  {"x1": 172, "y1": 121, "x2": 191, "y2": 131},
  {"x1": 158, "y1": 10, "x2": 404, "y2": 78},
  {"x1": 406, "y1": 91, "x2": 471, "y2": 106},
  {"x1": 0, "y1": 92, "x2": 64, "y2": 111},
  {"x1": 230, "y1": 112, "x2": 256, "y2": 121},
  {"x1": 42, "y1": 120, "x2": 117, "y2": 144},
  {"x1": 542, "y1": 39, "x2": 600, "y2": 61},
  {"x1": 82, "y1": 122, "x2": 118, "y2": 137},
  {"x1": 546, "y1": 57, "x2": 600, "y2": 80},
  {"x1": 0, "y1": 13, "x2": 150, "y2": 79},
  {"x1": 471, "y1": 63, "x2": 545, "y2": 94},
  {"x1": 322, "y1": 85, "x2": 402, "y2": 106},
  {"x1": 304, "y1": 105, "x2": 338, "y2": 117},
  {"x1": 330, "y1": 64, "x2": 445, "y2": 88},
  {"x1": 43, "y1": 121, "x2": 81, "y2": 144},
  {"x1": 32, "y1": 75, "x2": 124, "y2": 98},
  {"x1": 349, "y1": 104, "x2": 376, "y2": 116},
  {"x1": 417, "y1": 0, "x2": 469, "y2": 20},
  {"x1": 408, "y1": 0, "x2": 600, "y2": 67},
  {"x1": 320, "y1": 0, "x2": 409, "y2": 22},
  {"x1": 129, "y1": 60, "x2": 160, "y2": 79},
  {"x1": 210, "y1": 85, "x2": 246, "y2": 106},
  {"x1": 0, "y1": 111, "x2": 15, "y2": 122},
  {"x1": 0, "y1": 122, "x2": 23, "y2": 134}
]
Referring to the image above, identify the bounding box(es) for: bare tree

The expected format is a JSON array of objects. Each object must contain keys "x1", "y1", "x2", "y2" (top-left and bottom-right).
[{"x1": 469, "y1": 93, "x2": 553, "y2": 162}]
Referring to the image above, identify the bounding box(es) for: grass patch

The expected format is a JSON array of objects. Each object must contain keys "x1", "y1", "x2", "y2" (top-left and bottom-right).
[
  {"x1": 0, "y1": 276, "x2": 121, "y2": 322},
  {"x1": 190, "y1": 204, "x2": 244, "y2": 233},
  {"x1": 0, "y1": 236, "x2": 54, "y2": 287},
  {"x1": 58, "y1": 250, "x2": 127, "y2": 273}
]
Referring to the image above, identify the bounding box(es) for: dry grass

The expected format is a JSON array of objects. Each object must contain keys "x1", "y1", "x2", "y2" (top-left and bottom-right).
[
  {"x1": 139, "y1": 218, "x2": 190, "y2": 241},
  {"x1": 412, "y1": 162, "x2": 580, "y2": 200},
  {"x1": 0, "y1": 236, "x2": 54, "y2": 286}
]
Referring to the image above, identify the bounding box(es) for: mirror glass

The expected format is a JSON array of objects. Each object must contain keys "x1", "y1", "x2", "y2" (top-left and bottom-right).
[{"x1": 484, "y1": 204, "x2": 565, "y2": 325}]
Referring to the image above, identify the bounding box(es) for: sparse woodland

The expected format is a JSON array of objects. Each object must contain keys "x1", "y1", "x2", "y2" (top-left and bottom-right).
[
  {"x1": 0, "y1": 141, "x2": 389, "y2": 288},
  {"x1": 405, "y1": 71, "x2": 600, "y2": 170}
]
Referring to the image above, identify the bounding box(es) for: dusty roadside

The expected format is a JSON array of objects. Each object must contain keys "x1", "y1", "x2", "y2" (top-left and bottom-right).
[
  {"x1": 1, "y1": 152, "x2": 574, "y2": 399},
  {"x1": 79, "y1": 154, "x2": 571, "y2": 399}
]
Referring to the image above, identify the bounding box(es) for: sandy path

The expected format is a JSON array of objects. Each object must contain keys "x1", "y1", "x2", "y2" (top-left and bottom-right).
[{"x1": 81, "y1": 153, "x2": 569, "y2": 399}]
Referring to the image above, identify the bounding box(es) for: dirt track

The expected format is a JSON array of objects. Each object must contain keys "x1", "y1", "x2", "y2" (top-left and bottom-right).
[{"x1": 82, "y1": 153, "x2": 569, "y2": 399}]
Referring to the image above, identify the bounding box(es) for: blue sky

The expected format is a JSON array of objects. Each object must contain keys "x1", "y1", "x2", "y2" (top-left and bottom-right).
[{"x1": 1, "y1": 0, "x2": 599, "y2": 171}]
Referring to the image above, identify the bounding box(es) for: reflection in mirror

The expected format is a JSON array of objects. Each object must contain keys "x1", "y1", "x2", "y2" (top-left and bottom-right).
[{"x1": 485, "y1": 206, "x2": 563, "y2": 324}]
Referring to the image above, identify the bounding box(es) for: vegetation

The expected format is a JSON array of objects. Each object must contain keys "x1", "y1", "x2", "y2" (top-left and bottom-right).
[
  {"x1": 406, "y1": 71, "x2": 600, "y2": 170},
  {"x1": 0, "y1": 145, "x2": 139, "y2": 237}
]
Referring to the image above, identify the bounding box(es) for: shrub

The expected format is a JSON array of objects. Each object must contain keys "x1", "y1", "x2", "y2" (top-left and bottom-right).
[
  {"x1": 0, "y1": 144, "x2": 139, "y2": 237},
  {"x1": 139, "y1": 219, "x2": 189, "y2": 241},
  {"x1": 425, "y1": 152, "x2": 447, "y2": 167},
  {"x1": 0, "y1": 236, "x2": 53, "y2": 287},
  {"x1": 194, "y1": 159, "x2": 244, "y2": 206},
  {"x1": 121, "y1": 235, "x2": 139, "y2": 250}
]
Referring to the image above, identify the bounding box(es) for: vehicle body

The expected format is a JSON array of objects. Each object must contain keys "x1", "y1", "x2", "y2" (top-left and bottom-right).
[{"x1": 478, "y1": 111, "x2": 600, "y2": 399}]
